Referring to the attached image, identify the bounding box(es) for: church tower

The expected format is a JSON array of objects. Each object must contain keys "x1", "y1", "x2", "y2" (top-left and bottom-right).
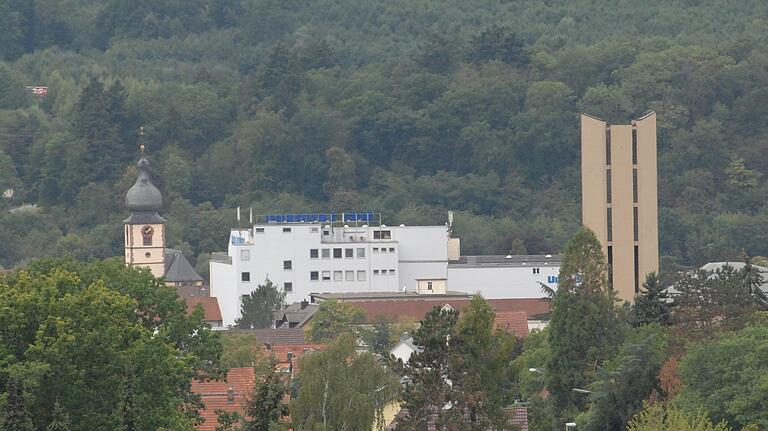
[{"x1": 123, "y1": 156, "x2": 166, "y2": 278}]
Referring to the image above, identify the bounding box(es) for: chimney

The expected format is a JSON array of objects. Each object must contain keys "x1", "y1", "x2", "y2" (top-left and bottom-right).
[
  {"x1": 227, "y1": 387, "x2": 235, "y2": 404},
  {"x1": 300, "y1": 299, "x2": 309, "y2": 310}
]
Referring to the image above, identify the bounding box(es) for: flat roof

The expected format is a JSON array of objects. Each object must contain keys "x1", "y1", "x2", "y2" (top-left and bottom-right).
[
  {"x1": 449, "y1": 254, "x2": 562, "y2": 268},
  {"x1": 310, "y1": 291, "x2": 470, "y2": 302}
]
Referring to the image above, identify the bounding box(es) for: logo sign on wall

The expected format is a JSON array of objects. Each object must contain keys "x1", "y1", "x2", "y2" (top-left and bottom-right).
[{"x1": 547, "y1": 275, "x2": 559, "y2": 284}]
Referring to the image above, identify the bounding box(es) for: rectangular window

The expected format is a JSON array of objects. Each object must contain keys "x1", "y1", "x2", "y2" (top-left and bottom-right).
[
  {"x1": 605, "y1": 126, "x2": 611, "y2": 165},
  {"x1": 310, "y1": 271, "x2": 319, "y2": 281},
  {"x1": 380, "y1": 248, "x2": 387, "y2": 253},
  {"x1": 333, "y1": 271, "x2": 343, "y2": 281},
  {"x1": 357, "y1": 270, "x2": 366, "y2": 281},
  {"x1": 241, "y1": 250, "x2": 250, "y2": 261},
  {"x1": 607, "y1": 246, "x2": 613, "y2": 289},
  {"x1": 357, "y1": 248, "x2": 365, "y2": 258},
  {"x1": 283, "y1": 260, "x2": 292, "y2": 270},
  {"x1": 284, "y1": 282, "x2": 293, "y2": 292},
  {"x1": 333, "y1": 248, "x2": 342, "y2": 259},
  {"x1": 310, "y1": 249, "x2": 319, "y2": 259},
  {"x1": 632, "y1": 168, "x2": 638, "y2": 203},
  {"x1": 373, "y1": 230, "x2": 392, "y2": 240},
  {"x1": 373, "y1": 270, "x2": 379, "y2": 275},
  {"x1": 532, "y1": 268, "x2": 540, "y2": 274},
  {"x1": 607, "y1": 208, "x2": 613, "y2": 242},
  {"x1": 321, "y1": 249, "x2": 330, "y2": 259},
  {"x1": 389, "y1": 269, "x2": 396, "y2": 275},
  {"x1": 373, "y1": 231, "x2": 380, "y2": 239},
  {"x1": 323, "y1": 230, "x2": 330, "y2": 236},
  {"x1": 282, "y1": 227, "x2": 291, "y2": 233},
  {"x1": 389, "y1": 247, "x2": 395, "y2": 252},
  {"x1": 633, "y1": 207, "x2": 639, "y2": 242},
  {"x1": 373, "y1": 247, "x2": 379, "y2": 253},
  {"x1": 143, "y1": 235, "x2": 151, "y2": 246},
  {"x1": 310, "y1": 227, "x2": 319, "y2": 233},
  {"x1": 345, "y1": 270, "x2": 354, "y2": 281},
  {"x1": 632, "y1": 128, "x2": 638, "y2": 165},
  {"x1": 345, "y1": 248, "x2": 354, "y2": 258},
  {"x1": 241, "y1": 272, "x2": 251, "y2": 282},
  {"x1": 322, "y1": 271, "x2": 331, "y2": 281},
  {"x1": 606, "y1": 169, "x2": 612, "y2": 204},
  {"x1": 634, "y1": 245, "x2": 640, "y2": 293},
  {"x1": 255, "y1": 227, "x2": 265, "y2": 233},
  {"x1": 427, "y1": 281, "x2": 433, "y2": 290}
]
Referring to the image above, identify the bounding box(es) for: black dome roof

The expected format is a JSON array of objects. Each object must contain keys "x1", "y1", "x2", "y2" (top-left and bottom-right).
[{"x1": 125, "y1": 158, "x2": 162, "y2": 212}]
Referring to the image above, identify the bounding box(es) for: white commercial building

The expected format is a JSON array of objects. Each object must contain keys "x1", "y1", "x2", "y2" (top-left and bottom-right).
[
  {"x1": 448, "y1": 255, "x2": 561, "y2": 299},
  {"x1": 210, "y1": 212, "x2": 561, "y2": 327},
  {"x1": 210, "y1": 213, "x2": 453, "y2": 326}
]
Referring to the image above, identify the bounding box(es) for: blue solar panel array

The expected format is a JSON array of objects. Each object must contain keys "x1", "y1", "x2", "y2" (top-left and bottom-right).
[{"x1": 264, "y1": 212, "x2": 375, "y2": 224}]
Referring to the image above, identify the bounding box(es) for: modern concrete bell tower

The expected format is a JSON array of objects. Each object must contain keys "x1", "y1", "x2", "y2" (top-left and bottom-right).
[{"x1": 581, "y1": 112, "x2": 659, "y2": 302}]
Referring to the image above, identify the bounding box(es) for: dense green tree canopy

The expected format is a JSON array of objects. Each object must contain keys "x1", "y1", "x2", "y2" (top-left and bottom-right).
[
  {"x1": 0, "y1": 258, "x2": 223, "y2": 431},
  {"x1": 677, "y1": 313, "x2": 768, "y2": 429},
  {"x1": 2, "y1": 0, "x2": 768, "y2": 271}
]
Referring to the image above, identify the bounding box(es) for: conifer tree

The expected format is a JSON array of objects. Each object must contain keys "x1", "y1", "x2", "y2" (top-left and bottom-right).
[
  {"x1": 242, "y1": 358, "x2": 289, "y2": 431},
  {"x1": 46, "y1": 401, "x2": 71, "y2": 431},
  {"x1": 546, "y1": 228, "x2": 624, "y2": 425}
]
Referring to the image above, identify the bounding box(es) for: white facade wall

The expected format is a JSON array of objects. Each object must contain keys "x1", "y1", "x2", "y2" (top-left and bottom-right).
[
  {"x1": 447, "y1": 265, "x2": 560, "y2": 299},
  {"x1": 211, "y1": 224, "x2": 450, "y2": 326}
]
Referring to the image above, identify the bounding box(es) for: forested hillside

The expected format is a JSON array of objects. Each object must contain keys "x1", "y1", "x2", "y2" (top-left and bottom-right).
[{"x1": 2, "y1": 0, "x2": 768, "y2": 276}]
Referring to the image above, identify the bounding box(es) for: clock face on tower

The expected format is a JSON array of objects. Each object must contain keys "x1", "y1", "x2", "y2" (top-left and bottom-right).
[{"x1": 141, "y1": 225, "x2": 154, "y2": 246}]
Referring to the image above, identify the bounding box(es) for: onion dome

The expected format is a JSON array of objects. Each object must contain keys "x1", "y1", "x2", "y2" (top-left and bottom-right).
[{"x1": 125, "y1": 158, "x2": 162, "y2": 212}]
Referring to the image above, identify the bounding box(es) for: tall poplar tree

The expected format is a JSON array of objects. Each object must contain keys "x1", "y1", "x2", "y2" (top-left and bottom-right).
[{"x1": 545, "y1": 228, "x2": 624, "y2": 425}]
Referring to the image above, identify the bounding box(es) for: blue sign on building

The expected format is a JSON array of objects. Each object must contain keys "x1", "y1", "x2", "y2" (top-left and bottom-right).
[{"x1": 547, "y1": 275, "x2": 559, "y2": 284}]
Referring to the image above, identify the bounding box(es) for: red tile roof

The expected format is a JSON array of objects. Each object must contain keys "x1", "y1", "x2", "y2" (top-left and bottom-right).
[
  {"x1": 186, "y1": 297, "x2": 223, "y2": 322},
  {"x1": 494, "y1": 311, "x2": 529, "y2": 338},
  {"x1": 192, "y1": 367, "x2": 254, "y2": 431},
  {"x1": 508, "y1": 406, "x2": 529, "y2": 431},
  {"x1": 346, "y1": 298, "x2": 550, "y2": 323}
]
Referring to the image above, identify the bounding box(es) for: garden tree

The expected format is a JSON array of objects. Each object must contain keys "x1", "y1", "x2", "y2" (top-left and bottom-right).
[
  {"x1": 242, "y1": 357, "x2": 290, "y2": 431},
  {"x1": 359, "y1": 317, "x2": 394, "y2": 357},
  {"x1": 236, "y1": 280, "x2": 286, "y2": 329},
  {"x1": 576, "y1": 324, "x2": 670, "y2": 431},
  {"x1": 398, "y1": 297, "x2": 517, "y2": 431},
  {"x1": 0, "y1": 258, "x2": 224, "y2": 430},
  {"x1": 450, "y1": 296, "x2": 518, "y2": 429},
  {"x1": 671, "y1": 263, "x2": 765, "y2": 338},
  {"x1": 46, "y1": 401, "x2": 71, "y2": 431},
  {"x1": 2, "y1": 377, "x2": 34, "y2": 431},
  {"x1": 290, "y1": 334, "x2": 399, "y2": 431},
  {"x1": 546, "y1": 228, "x2": 625, "y2": 424},
  {"x1": 306, "y1": 299, "x2": 365, "y2": 343},
  {"x1": 676, "y1": 313, "x2": 768, "y2": 429},
  {"x1": 626, "y1": 403, "x2": 732, "y2": 431},
  {"x1": 220, "y1": 333, "x2": 261, "y2": 368},
  {"x1": 631, "y1": 272, "x2": 672, "y2": 327},
  {"x1": 214, "y1": 412, "x2": 242, "y2": 431},
  {"x1": 396, "y1": 305, "x2": 458, "y2": 430}
]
